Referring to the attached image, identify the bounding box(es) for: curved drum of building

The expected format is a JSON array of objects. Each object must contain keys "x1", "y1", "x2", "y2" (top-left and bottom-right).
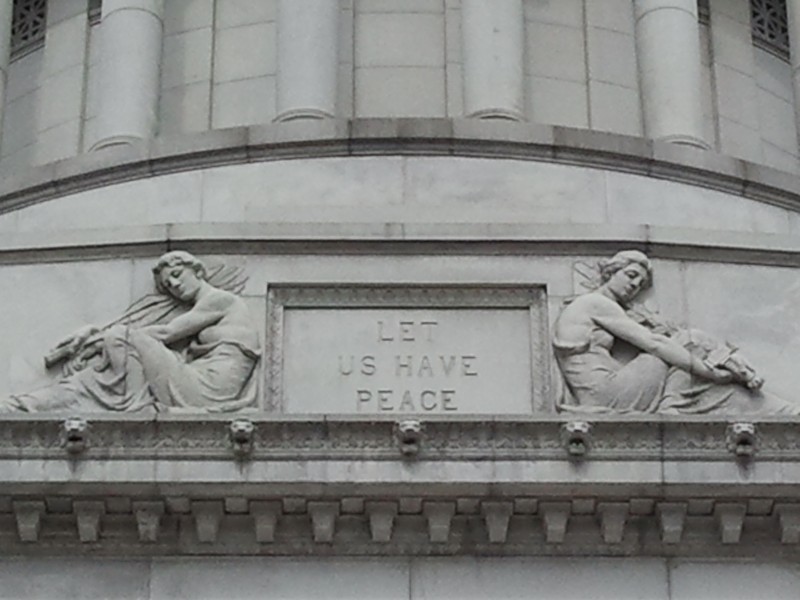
[{"x1": 1, "y1": 1, "x2": 800, "y2": 599}]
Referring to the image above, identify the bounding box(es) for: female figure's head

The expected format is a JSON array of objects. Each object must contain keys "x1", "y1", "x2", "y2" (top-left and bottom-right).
[
  {"x1": 598, "y1": 250, "x2": 653, "y2": 304},
  {"x1": 152, "y1": 251, "x2": 207, "y2": 301}
]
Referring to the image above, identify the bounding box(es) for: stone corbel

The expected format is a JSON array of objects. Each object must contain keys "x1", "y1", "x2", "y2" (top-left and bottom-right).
[
  {"x1": 481, "y1": 501, "x2": 513, "y2": 543},
  {"x1": 366, "y1": 501, "x2": 398, "y2": 543},
  {"x1": 132, "y1": 501, "x2": 165, "y2": 543},
  {"x1": 12, "y1": 500, "x2": 45, "y2": 543},
  {"x1": 424, "y1": 501, "x2": 456, "y2": 543},
  {"x1": 73, "y1": 500, "x2": 105, "y2": 543},
  {"x1": 774, "y1": 504, "x2": 800, "y2": 544},
  {"x1": 656, "y1": 502, "x2": 688, "y2": 544},
  {"x1": 540, "y1": 502, "x2": 571, "y2": 544},
  {"x1": 251, "y1": 500, "x2": 281, "y2": 543},
  {"x1": 715, "y1": 502, "x2": 747, "y2": 544},
  {"x1": 308, "y1": 501, "x2": 339, "y2": 543},
  {"x1": 598, "y1": 502, "x2": 628, "y2": 544},
  {"x1": 193, "y1": 500, "x2": 224, "y2": 543}
]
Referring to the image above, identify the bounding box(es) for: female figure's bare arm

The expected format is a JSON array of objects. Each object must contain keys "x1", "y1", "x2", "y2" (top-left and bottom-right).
[
  {"x1": 143, "y1": 293, "x2": 231, "y2": 345},
  {"x1": 591, "y1": 297, "x2": 733, "y2": 384}
]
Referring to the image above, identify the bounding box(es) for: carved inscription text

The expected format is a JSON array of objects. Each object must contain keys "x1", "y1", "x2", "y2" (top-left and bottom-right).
[
  {"x1": 281, "y1": 308, "x2": 533, "y2": 414},
  {"x1": 338, "y1": 318, "x2": 480, "y2": 412}
]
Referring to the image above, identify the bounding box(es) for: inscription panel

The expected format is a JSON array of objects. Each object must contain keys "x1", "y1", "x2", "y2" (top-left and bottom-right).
[{"x1": 266, "y1": 286, "x2": 549, "y2": 415}]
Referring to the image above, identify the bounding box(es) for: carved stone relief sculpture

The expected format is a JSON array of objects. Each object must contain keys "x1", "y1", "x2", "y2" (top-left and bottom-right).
[
  {"x1": 0, "y1": 251, "x2": 260, "y2": 413},
  {"x1": 553, "y1": 250, "x2": 799, "y2": 415}
]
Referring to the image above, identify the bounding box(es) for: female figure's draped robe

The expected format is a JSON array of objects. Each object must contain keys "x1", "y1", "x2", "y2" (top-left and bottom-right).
[{"x1": 2, "y1": 266, "x2": 260, "y2": 413}]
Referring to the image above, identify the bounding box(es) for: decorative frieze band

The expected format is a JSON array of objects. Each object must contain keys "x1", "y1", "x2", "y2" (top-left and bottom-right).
[{"x1": 0, "y1": 417, "x2": 799, "y2": 461}]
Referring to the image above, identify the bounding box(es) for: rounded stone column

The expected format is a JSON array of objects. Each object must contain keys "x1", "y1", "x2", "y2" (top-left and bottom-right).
[
  {"x1": 0, "y1": 0, "x2": 13, "y2": 145},
  {"x1": 786, "y1": 0, "x2": 800, "y2": 153},
  {"x1": 275, "y1": 0, "x2": 340, "y2": 121},
  {"x1": 634, "y1": 0, "x2": 708, "y2": 148},
  {"x1": 91, "y1": 0, "x2": 164, "y2": 151},
  {"x1": 461, "y1": 0, "x2": 525, "y2": 121}
]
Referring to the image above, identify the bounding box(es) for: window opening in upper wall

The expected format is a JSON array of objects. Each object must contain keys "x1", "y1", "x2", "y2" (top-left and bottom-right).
[
  {"x1": 751, "y1": 0, "x2": 789, "y2": 58},
  {"x1": 88, "y1": 0, "x2": 101, "y2": 25},
  {"x1": 698, "y1": 0, "x2": 709, "y2": 23},
  {"x1": 11, "y1": 0, "x2": 46, "y2": 59}
]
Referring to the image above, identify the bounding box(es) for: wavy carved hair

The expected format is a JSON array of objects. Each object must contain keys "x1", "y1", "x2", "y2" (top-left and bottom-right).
[
  {"x1": 598, "y1": 250, "x2": 653, "y2": 290},
  {"x1": 152, "y1": 251, "x2": 207, "y2": 295}
]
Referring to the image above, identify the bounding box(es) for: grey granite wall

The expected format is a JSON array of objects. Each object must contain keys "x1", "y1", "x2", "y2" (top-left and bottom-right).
[{"x1": 0, "y1": 557, "x2": 798, "y2": 599}]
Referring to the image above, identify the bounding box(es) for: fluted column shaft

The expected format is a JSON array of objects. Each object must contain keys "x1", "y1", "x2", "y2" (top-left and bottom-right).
[
  {"x1": 92, "y1": 0, "x2": 164, "y2": 151},
  {"x1": 786, "y1": 0, "x2": 800, "y2": 156},
  {"x1": 276, "y1": 0, "x2": 340, "y2": 121},
  {"x1": 461, "y1": 0, "x2": 524, "y2": 121},
  {"x1": 634, "y1": 0, "x2": 707, "y2": 148}
]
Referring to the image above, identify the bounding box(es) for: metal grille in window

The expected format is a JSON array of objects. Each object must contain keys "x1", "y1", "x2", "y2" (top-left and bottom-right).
[
  {"x1": 11, "y1": 0, "x2": 46, "y2": 57},
  {"x1": 751, "y1": 0, "x2": 789, "y2": 56},
  {"x1": 88, "y1": 0, "x2": 101, "y2": 25},
  {"x1": 698, "y1": 0, "x2": 710, "y2": 23}
]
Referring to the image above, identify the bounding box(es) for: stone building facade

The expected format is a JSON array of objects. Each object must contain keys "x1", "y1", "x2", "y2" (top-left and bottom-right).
[{"x1": 1, "y1": 0, "x2": 800, "y2": 598}]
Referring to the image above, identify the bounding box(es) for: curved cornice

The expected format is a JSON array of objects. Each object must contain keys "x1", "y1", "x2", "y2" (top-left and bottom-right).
[
  {"x1": 1, "y1": 222, "x2": 800, "y2": 268},
  {"x1": 1, "y1": 119, "x2": 799, "y2": 217}
]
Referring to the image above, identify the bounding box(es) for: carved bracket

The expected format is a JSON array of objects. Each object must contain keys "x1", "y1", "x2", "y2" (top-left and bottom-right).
[{"x1": 2, "y1": 493, "x2": 800, "y2": 555}]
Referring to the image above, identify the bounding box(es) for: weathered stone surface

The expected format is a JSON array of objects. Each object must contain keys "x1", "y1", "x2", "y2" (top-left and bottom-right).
[
  {"x1": 1, "y1": 251, "x2": 260, "y2": 414},
  {"x1": 133, "y1": 500, "x2": 165, "y2": 543},
  {"x1": 250, "y1": 500, "x2": 281, "y2": 543},
  {"x1": 73, "y1": 500, "x2": 104, "y2": 543},
  {"x1": 553, "y1": 250, "x2": 798, "y2": 415},
  {"x1": 193, "y1": 500, "x2": 224, "y2": 544},
  {"x1": 275, "y1": 286, "x2": 544, "y2": 415},
  {"x1": 540, "y1": 502, "x2": 570, "y2": 544},
  {"x1": 367, "y1": 501, "x2": 398, "y2": 542},
  {"x1": 481, "y1": 501, "x2": 513, "y2": 543},
  {"x1": 657, "y1": 502, "x2": 687, "y2": 544},
  {"x1": 308, "y1": 501, "x2": 340, "y2": 543},
  {"x1": 424, "y1": 501, "x2": 456, "y2": 543}
]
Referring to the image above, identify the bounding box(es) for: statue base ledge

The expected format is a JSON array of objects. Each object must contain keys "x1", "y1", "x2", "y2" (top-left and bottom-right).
[
  {"x1": 0, "y1": 417, "x2": 799, "y2": 555},
  {"x1": 0, "y1": 415, "x2": 797, "y2": 462}
]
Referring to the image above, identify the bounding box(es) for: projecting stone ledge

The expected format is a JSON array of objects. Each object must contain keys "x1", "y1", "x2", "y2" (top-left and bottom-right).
[
  {"x1": 0, "y1": 416, "x2": 798, "y2": 462},
  {"x1": 0, "y1": 493, "x2": 798, "y2": 557},
  {"x1": 0, "y1": 417, "x2": 795, "y2": 557},
  {"x1": 5, "y1": 118, "x2": 800, "y2": 218}
]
